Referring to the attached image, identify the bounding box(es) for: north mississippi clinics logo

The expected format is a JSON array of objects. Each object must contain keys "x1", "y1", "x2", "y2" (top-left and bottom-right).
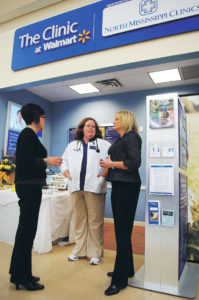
[
  {"x1": 103, "y1": 0, "x2": 160, "y2": 36},
  {"x1": 18, "y1": 21, "x2": 91, "y2": 54},
  {"x1": 139, "y1": 0, "x2": 158, "y2": 16}
]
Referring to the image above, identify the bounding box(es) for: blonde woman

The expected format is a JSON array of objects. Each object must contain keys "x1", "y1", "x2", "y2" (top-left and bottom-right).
[{"x1": 100, "y1": 110, "x2": 142, "y2": 296}]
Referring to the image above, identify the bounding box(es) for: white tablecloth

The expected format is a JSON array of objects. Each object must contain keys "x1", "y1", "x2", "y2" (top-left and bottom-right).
[
  {"x1": 0, "y1": 190, "x2": 20, "y2": 245},
  {"x1": 0, "y1": 189, "x2": 74, "y2": 253}
]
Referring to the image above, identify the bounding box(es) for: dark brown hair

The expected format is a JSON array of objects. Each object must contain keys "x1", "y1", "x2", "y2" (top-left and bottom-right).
[
  {"x1": 75, "y1": 117, "x2": 102, "y2": 140},
  {"x1": 21, "y1": 103, "x2": 45, "y2": 125}
]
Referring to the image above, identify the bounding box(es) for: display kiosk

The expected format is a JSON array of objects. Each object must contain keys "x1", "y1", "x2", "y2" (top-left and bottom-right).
[{"x1": 129, "y1": 93, "x2": 199, "y2": 298}]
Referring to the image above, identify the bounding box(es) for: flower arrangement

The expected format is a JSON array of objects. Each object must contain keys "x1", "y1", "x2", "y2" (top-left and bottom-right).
[
  {"x1": 0, "y1": 158, "x2": 16, "y2": 185},
  {"x1": 0, "y1": 172, "x2": 9, "y2": 185},
  {"x1": 0, "y1": 158, "x2": 16, "y2": 174}
]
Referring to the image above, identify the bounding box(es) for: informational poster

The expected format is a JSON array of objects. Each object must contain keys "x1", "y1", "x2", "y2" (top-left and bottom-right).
[
  {"x1": 180, "y1": 94, "x2": 199, "y2": 262},
  {"x1": 149, "y1": 142, "x2": 175, "y2": 158},
  {"x1": 178, "y1": 101, "x2": 187, "y2": 169},
  {"x1": 179, "y1": 173, "x2": 188, "y2": 278},
  {"x1": 69, "y1": 128, "x2": 76, "y2": 143},
  {"x1": 99, "y1": 126, "x2": 105, "y2": 139},
  {"x1": 6, "y1": 130, "x2": 20, "y2": 156},
  {"x1": 4, "y1": 101, "x2": 42, "y2": 156},
  {"x1": 148, "y1": 201, "x2": 160, "y2": 225},
  {"x1": 9, "y1": 103, "x2": 26, "y2": 131},
  {"x1": 162, "y1": 143, "x2": 175, "y2": 158},
  {"x1": 149, "y1": 98, "x2": 174, "y2": 129},
  {"x1": 4, "y1": 102, "x2": 24, "y2": 156},
  {"x1": 149, "y1": 164, "x2": 174, "y2": 195},
  {"x1": 69, "y1": 125, "x2": 119, "y2": 144},
  {"x1": 149, "y1": 143, "x2": 161, "y2": 157},
  {"x1": 104, "y1": 126, "x2": 120, "y2": 144},
  {"x1": 162, "y1": 210, "x2": 175, "y2": 227}
]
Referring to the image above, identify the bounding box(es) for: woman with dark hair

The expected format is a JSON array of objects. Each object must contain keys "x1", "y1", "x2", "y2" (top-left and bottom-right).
[
  {"x1": 100, "y1": 110, "x2": 142, "y2": 296},
  {"x1": 9, "y1": 103, "x2": 62, "y2": 291},
  {"x1": 61, "y1": 117, "x2": 110, "y2": 265}
]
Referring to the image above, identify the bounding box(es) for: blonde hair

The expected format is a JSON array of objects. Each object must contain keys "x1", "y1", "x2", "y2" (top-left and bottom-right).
[{"x1": 116, "y1": 110, "x2": 139, "y2": 134}]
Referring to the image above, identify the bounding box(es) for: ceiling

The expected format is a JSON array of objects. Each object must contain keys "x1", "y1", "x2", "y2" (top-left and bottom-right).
[
  {"x1": 0, "y1": 0, "x2": 63, "y2": 24},
  {"x1": 26, "y1": 57, "x2": 199, "y2": 102}
]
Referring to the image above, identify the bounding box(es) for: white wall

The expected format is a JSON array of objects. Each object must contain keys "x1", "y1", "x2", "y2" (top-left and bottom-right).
[{"x1": 1, "y1": 0, "x2": 199, "y2": 90}]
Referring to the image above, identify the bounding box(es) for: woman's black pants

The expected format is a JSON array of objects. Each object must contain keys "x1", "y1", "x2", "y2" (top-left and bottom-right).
[
  {"x1": 111, "y1": 181, "x2": 141, "y2": 287},
  {"x1": 9, "y1": 184, "x2": 42, "y2": 282}
]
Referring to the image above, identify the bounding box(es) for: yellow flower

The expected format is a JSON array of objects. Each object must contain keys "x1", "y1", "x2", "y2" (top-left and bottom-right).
[
  {"x1": 0, "y1": 171, "x2": 9, "y2": 184},
  {"x1": 0, "y1": 158, "x2": 16, "y2": 172},
  {"x1": 3, "y1": 173, "x2": 9, "y2": 182},
  {"x1": 4, "y1": 165, "x2": 11, "y2": 170}
]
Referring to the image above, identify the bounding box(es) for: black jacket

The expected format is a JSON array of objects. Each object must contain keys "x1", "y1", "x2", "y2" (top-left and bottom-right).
[
  {"x1": 107, "y1": 130, "x2": 142, "y2": 183},
  {"x1": 15, "y1": 127, "x2": 47, "y2": 183}
]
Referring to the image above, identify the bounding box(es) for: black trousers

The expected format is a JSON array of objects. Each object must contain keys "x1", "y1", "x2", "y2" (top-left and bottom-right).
[
  {"x1": 9, "y1": 184, "x2": 42, "y2": 282},
  {"x1": 111, "y1": 181, "x2": 141, "y2": 287}
]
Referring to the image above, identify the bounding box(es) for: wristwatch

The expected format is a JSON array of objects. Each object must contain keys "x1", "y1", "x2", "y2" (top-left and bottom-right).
[
  {"x1": 43, "y1": 158, "x2": 47, "y2": 166},
  {"x1": 111, "y1": 162, "x2": 115, "y2": 169}
]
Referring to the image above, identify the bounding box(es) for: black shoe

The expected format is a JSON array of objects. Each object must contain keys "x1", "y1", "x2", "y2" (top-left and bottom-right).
[
  {"x1": 12, "y1": 280, "x2": 44, "y2": 291},
  {"x1": 104, "y1": 284, "x2": 127, "y2": 296},
  {"x1": 32, "y1": 276, "x2": 40, "y2": 282},
  {"x1": 107, "y1": 272, "x2": 134, "y2": 278},
  {"x1": 32, "y1": 282, "x2": 44, "y2": 290}
]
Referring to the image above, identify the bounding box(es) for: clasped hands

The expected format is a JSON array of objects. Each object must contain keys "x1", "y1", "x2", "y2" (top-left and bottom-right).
[
  {"x1": 98, "y1": 155, "x2": 113, "y2": 177},
  {"x1": 99, "y1": 155, "x2": 112, "y2": 169}
]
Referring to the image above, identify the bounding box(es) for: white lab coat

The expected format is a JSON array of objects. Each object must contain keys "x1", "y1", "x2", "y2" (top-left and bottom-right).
[{"x1": 61, "y1": 139, "x2": 111, "y2": 194}]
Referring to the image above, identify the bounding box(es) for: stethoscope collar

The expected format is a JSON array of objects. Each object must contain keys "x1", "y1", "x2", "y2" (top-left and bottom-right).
[{"x1": 74, "y1": 137, "x2": 100, "y2": 152}]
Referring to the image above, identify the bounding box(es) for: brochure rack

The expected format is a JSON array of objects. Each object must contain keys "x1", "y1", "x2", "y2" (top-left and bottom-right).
[{"x1": 129, "y1": 93, "x2": 199, "y2": 298}]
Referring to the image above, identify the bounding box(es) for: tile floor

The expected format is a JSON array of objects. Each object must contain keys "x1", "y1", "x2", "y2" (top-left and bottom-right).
[{"x1": 0, "y1": 242, "x2": 198, "y2": 300}]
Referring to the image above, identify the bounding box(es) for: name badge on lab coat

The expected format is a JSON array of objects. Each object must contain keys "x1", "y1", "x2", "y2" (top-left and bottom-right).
[{"x1": 90, "y1": 145, "x2": 96, "y2": 150}]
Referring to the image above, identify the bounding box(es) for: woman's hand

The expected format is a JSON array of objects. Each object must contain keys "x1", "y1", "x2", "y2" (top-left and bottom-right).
[
  {"x1": 97, "y1": 168, "x2": 108, "y2": 177},
  {"x1": 100, "y1": 155, "x2": 112, "y2": 169},
  {"x1": 46, "y1": 157, "x2": 62, "y2": 167},
  {"x1": 100, "y1": 156, "x2": 127, "y2": 170},
  {"x1": 63, "y1": 170, "x2": 72, "y2": 180}
]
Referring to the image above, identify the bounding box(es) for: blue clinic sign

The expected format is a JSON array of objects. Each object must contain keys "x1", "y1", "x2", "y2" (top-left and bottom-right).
[{"x1": 12, "y1": 0, "x2": 199, "y2": 70}]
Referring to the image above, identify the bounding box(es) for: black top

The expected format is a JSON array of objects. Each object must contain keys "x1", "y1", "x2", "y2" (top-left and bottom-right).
[
  {"x1": 15, "y1": 127, "x2": 47, "y2": 185},
  {"x1": 107, "y1": 131, "x2": 142, "y2": 183}
]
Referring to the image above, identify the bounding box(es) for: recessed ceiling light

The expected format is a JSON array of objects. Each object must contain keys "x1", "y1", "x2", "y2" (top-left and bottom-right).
[
  {"x1": 69, "y1": 83, "x2": 100, "y2": 94},
  {"x1": 149, "y1": 68, "x2": 181, "y2": 84}
]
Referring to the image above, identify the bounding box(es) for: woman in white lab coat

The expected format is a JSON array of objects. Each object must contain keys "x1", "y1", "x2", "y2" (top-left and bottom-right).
[{"x1": 61, "y1": 117, "x2": 110, "y2": 265}]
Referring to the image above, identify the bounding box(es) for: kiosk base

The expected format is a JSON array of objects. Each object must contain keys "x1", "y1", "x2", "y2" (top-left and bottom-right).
[{"x1": 128, "y1": 263, "x2": 199, "y2": 299}]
